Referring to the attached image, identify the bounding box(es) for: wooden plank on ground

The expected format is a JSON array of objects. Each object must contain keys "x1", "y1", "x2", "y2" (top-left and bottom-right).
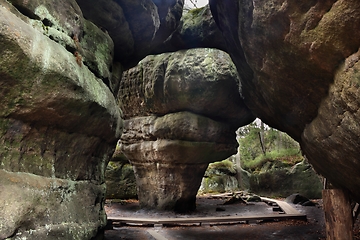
[
  {"x1": 260, "y1": 197, "x2": 303, "y2": 215},
  {"x1": 109, "y1": 213, "x2": 306, "y2": 226},
  {"x1": 108, "y1": 197, "x2": 306, "y2": 227},
  {"x1": 209, "y1": 193, "x2": 232, "y2": 198}
]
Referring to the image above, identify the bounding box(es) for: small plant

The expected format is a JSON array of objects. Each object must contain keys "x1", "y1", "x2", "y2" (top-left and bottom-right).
[{"x1": 72, "y1": 35, "x2": 82, "y2": 67}]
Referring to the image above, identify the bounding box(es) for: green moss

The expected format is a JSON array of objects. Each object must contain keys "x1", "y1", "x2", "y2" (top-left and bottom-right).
[
  {"x1": 208, "y1": 159, "x2": 235, "y2": 172},
  {"x1": 0, "y1": 118, "x2": 10, "y2": 135},
  {"x1": 242, "y1": 148, "x2": 303, "y2": 173},
  {"x1": 187, "y1": 7, "x2": 205, "y2": 16}
]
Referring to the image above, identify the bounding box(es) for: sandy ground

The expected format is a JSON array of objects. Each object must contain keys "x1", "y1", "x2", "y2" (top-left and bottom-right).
[{"x1": 104, "y1": 195, "x2": 360, "y2": 240}]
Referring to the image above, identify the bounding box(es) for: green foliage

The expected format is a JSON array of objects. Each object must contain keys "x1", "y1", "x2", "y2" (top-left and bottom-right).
[
  {"x1": 242, "y1": 149, "x2": 303, "y2": 173},
  {"x1": 237, "y1": 119, "x2": 303, "y2": 173},
  {"x1": 206, "y1": 159, "x2": 236, "y2": 176},
  {"x1": 208, "y1": 159, "x2": 234, "y2": 170},
  {"x1": 187, "y1": 7, "x2": 204, "y2": 16}
]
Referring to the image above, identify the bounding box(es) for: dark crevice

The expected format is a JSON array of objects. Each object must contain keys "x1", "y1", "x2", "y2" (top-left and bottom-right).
[
  {"x1": 10, "y1": 3, "x2": 40, "y2": 20},
  {"x1": 82, "y1": 61, "x2": 112, "y2": 91},
  {"x1": 101, "y1": 78, "x2": 110, "y2": 89},
  {"x1": 42, "y1": 18, "x2": 53, "y2": 27},
  {"x1": 5, "y1": 228, "x2": 18, "y2": 239},
  {"x1": 65, "y1": 44, "x2": 77, "y2": 55}
]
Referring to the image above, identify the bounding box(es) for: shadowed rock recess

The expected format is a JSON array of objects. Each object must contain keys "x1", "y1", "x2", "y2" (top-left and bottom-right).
[{"x1": 118, "y1": 48, "x2": 254, "y2": 212}]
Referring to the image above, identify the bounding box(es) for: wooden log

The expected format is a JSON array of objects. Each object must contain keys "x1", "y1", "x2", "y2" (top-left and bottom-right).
[{"x1": 322, "y1": 189, "x2": 354, "y2": 240}]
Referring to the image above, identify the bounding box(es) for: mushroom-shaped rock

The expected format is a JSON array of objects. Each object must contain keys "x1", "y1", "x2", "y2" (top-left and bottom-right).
[{"x1": 118, "y1": 48, "x2": 254, "y2": 212}]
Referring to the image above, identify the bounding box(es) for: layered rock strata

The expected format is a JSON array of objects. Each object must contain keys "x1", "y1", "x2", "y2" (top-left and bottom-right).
[
  {"x1": 118, "y1": 48, "x2": 254, "y2": 212},
  {"x1": 0, "y1": 1, "x2": 122, "y2": 239},
  {"x1": 209, "y1": 0, "x2": 360, "y2": 202}
]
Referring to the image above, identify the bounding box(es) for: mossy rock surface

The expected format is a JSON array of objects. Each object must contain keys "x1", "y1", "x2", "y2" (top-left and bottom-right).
[
  {"x1": 105, "y1": 161, "x2": 137, "y2": 199},
  {"x1": 0, "y1": 3, "x2": 122, "y2": 239},
  {"x1": 249, "y1": 161, "x2": 323, "y2": 199}
]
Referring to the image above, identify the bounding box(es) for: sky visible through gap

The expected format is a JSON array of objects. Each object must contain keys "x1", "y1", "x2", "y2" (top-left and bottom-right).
[{"x1": 184, "y1": 0, "x2": 208, "y2": 9}]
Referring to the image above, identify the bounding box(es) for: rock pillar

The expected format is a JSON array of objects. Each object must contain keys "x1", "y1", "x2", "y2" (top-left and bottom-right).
[
  {"x1": 119, "y1": 112, "x2": 242, "y2": 212},
  {"x1": 118, "y1": 48, "x2": 254, "y2": 212},
  {"x1": 132, "y1": 161, "x2": 208, "y2": 212}
]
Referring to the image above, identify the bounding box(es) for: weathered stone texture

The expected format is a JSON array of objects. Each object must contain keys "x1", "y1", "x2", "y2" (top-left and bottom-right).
[
  {"x1": 151, "y1": 5, "x2": 227, "y2": 54},
  {"x1": 302, "y1": 48, "x2": 360, "y2": 196},
  {"x1": 0, "y1": 169, "x2": 106, "y2": 240},
  {"x1": 210, "y1": 0, "x2": 360, "y2": 202},
  {"x1": 118, "y1": 48, "x2": 254, "y2": 211},
  {"x1": 76, "y1": 0, "x2": 184, "y2": 69},
  {"x1": 132, "y1": 161, "x2": 208, "y2": 212},
  {"x1": 0, "y1": 1, "x2": 122, "y2": 239},
  {"x1": 119, "y1": 48, "x2": 254, "y2": 127},
  {"x1": 105, "y1": 161, "x2": 137, "y2": 200}
]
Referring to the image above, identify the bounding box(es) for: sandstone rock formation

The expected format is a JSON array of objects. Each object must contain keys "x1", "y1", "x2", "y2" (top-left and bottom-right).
[
  {"x1": 118, "y1": 48, "x2": 254, "y2": 212},
  {"x1": 106, "y1": 147, "x2": 137, "y2": 199},
  {"x1": 105, "y1": 161, "x2": 137, "y2": 200},
  {"x1": 209, "y1": 0, "x2": 360, "y2": 202},
  {"x1": 2, "y1": 0, "x2": 360, "y2": 237},
  {"x1": 76, "y1": 0, "x2": 184, "y2": 69},
  {"x1": 249, "y1": 161, "x2": 323, "y2": 199},
  {"x1": 151, "y1": 5, "x2": 227, "y2": 54},
  {"x1": 1, "y1": 0, "x2": 188, "y2": 237},
  {"x1": 0, "y1": 1, "x2": 124, "y2": 239}
]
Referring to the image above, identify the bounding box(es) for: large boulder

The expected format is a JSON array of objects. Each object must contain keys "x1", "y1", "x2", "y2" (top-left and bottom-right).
[
  {"x1": 199, "y1": 159, "x2": 241, "y2": 194},
  {"x1": 119, "y1": 48, "x2": 253, "y2": 126},
  {"x1": 118, "y1": 48, "x2": 254, "y2": 212},
  {"x1": 210, "y1": 0, "x2": 360, "y2": 202},
  {"x1": 249, "y1": 161, "x2": 323, "y2": 199},
  {"x1": 0, "y1": 1, "x2": 122, "y2": 239}
]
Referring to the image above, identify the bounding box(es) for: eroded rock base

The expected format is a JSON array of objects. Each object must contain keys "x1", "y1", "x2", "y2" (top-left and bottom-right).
[{"x1": 132, "y1": 162, "x2": 208, "y2": 213}]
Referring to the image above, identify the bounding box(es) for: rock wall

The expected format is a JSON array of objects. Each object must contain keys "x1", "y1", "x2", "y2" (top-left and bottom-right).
[
  {"x1": 199, "y1": 159, "x2": 322, "y2": 199},
  {"x1": 0, "y1": 0, "x2": 115, "y2": 239},
  {"x1": 106, "y1": 148, "x2": 137, "y2": 199},
  {"x1": 249, "y1": 161, "x2": 323, "y2": 199},
  {"x1": 105, "y1": 161, "x2": 137, "y2": 200},
  {"x1": 210, "y1": 0, "x2": 360, "y2": 202},
  {"x1": 0, "y1": 0, "x2": 188, "y2": 237}
]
